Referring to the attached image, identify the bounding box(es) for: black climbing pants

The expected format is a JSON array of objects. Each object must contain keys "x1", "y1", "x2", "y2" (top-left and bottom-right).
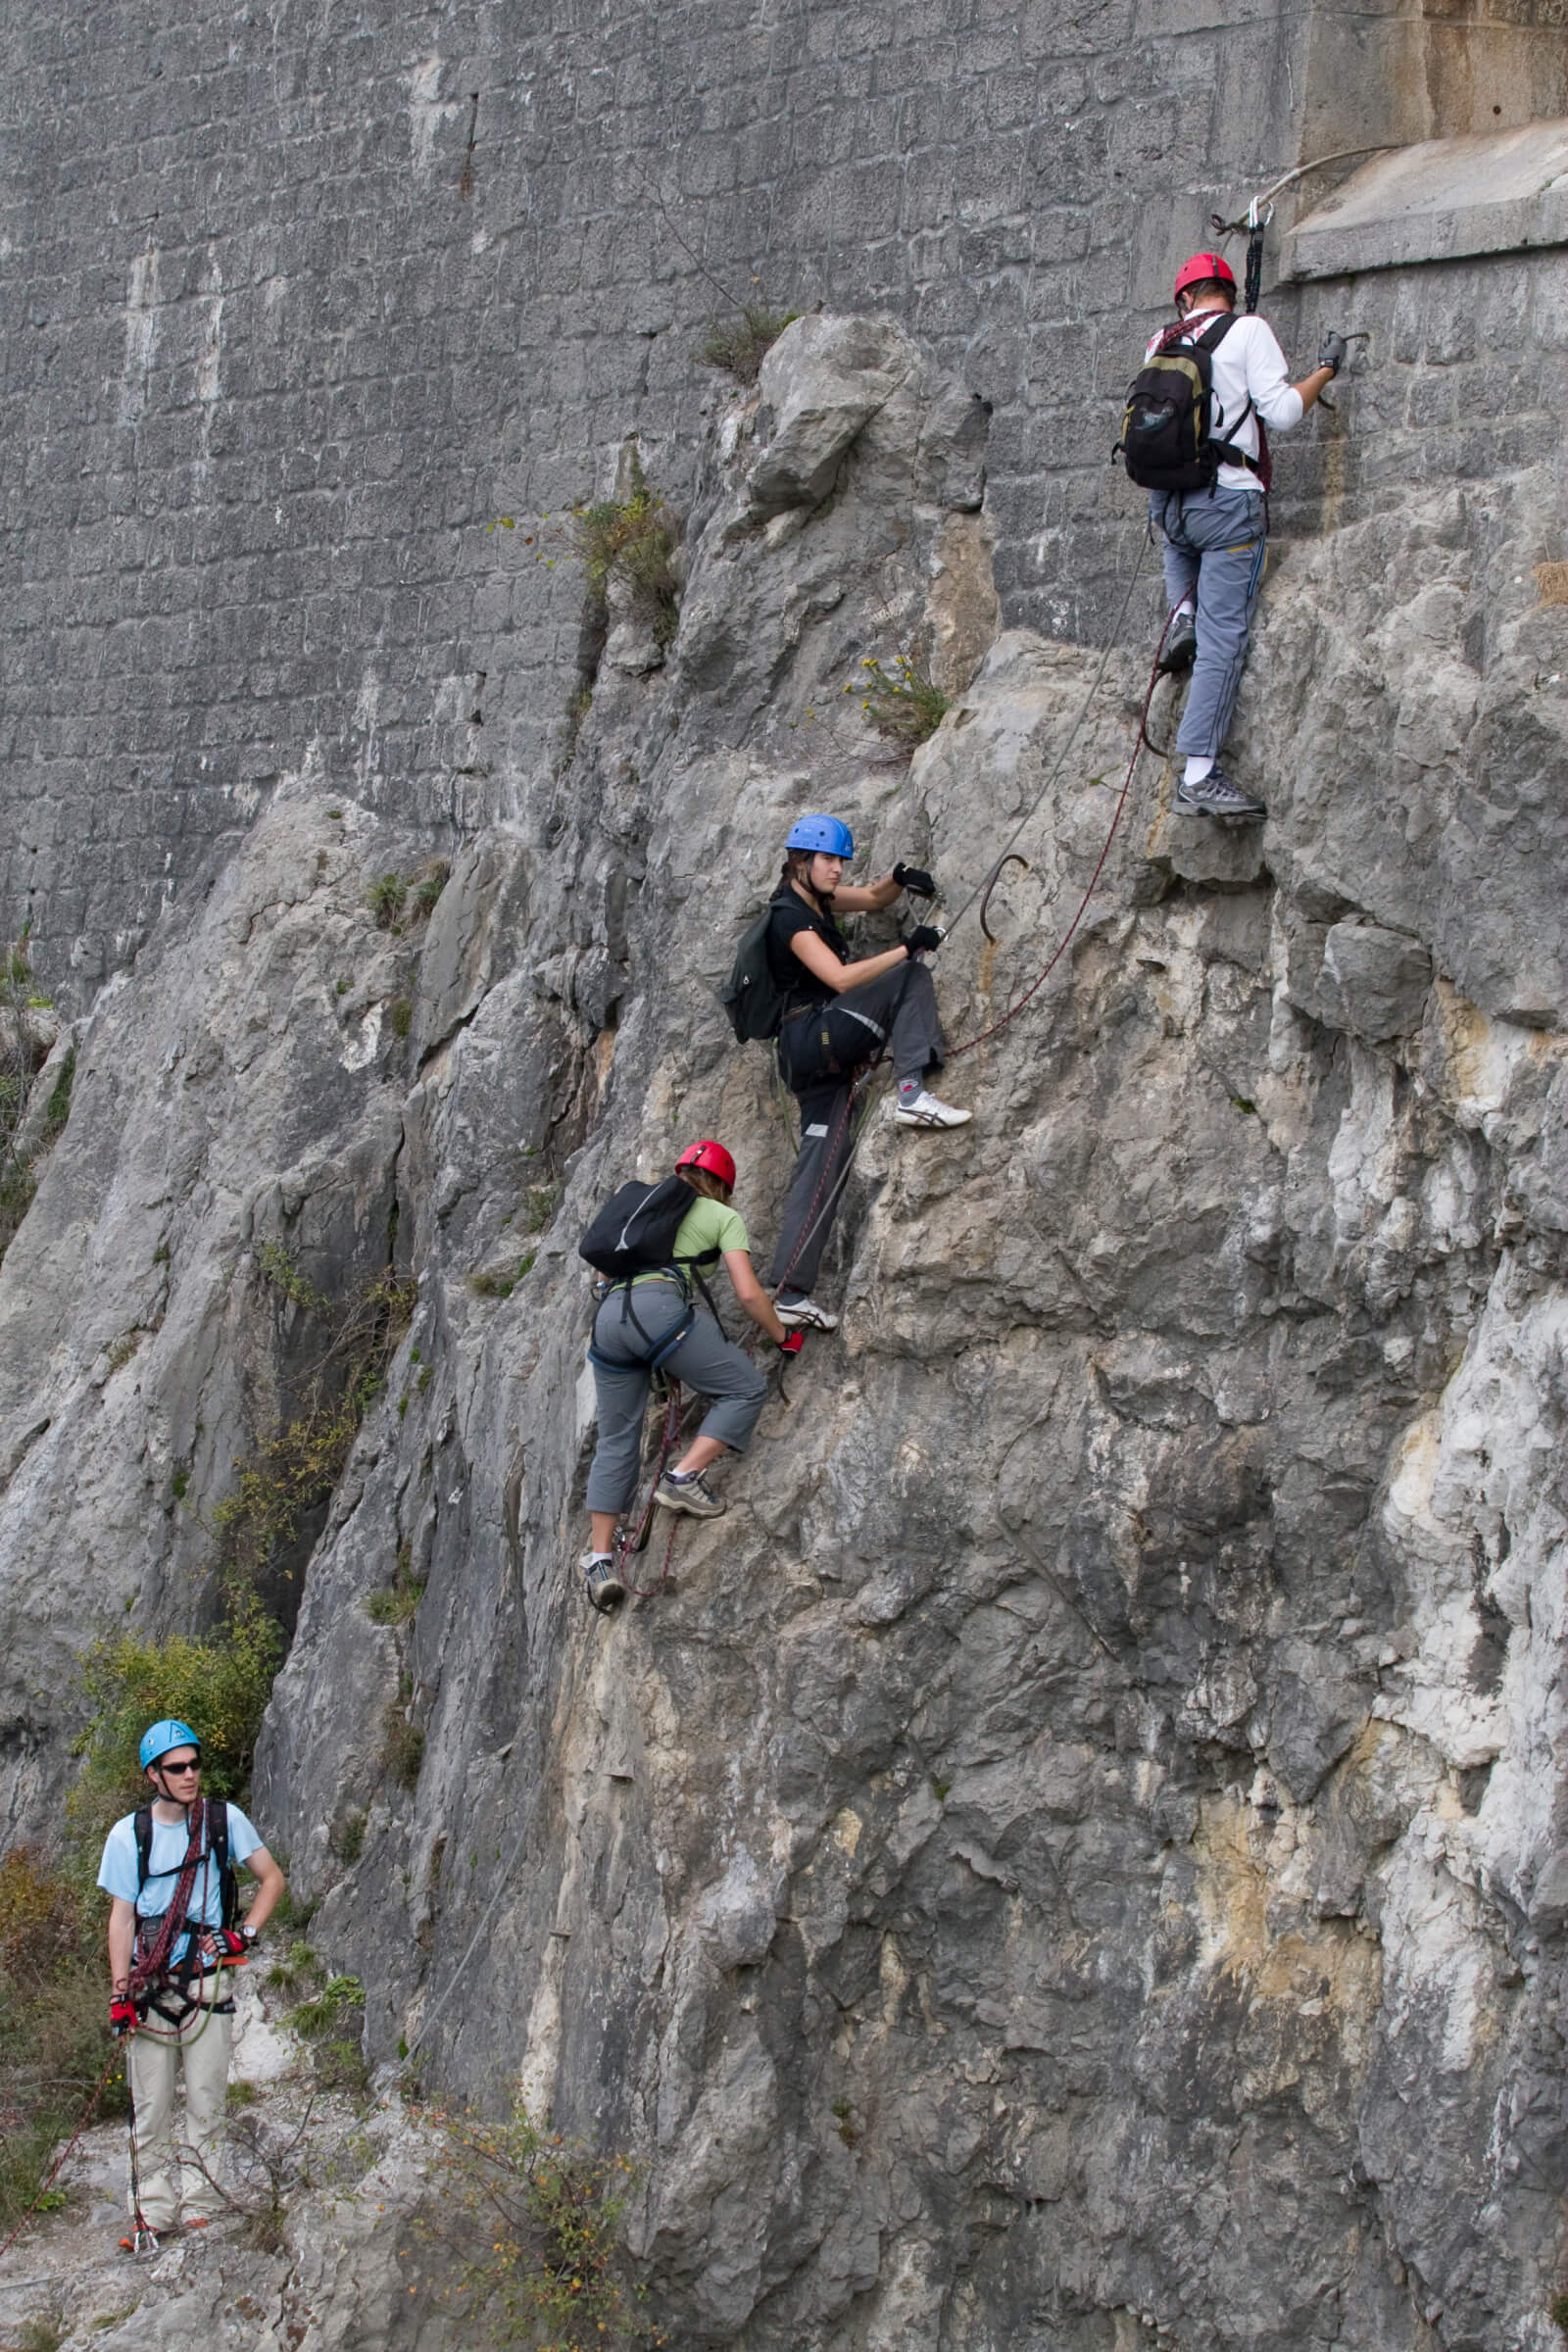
[{"x1": 768, "y1": 961, "x2": 946, "y2": 1297}]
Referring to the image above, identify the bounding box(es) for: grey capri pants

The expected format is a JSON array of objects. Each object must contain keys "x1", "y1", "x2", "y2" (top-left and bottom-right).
[{"x1": 586, "y1": 1278, "x2": 769, "y2": 1515}]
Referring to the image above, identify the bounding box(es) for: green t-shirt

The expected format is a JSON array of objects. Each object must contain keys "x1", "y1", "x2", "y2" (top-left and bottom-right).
[{"x1": 631, "y1": 1195, "x2": 749, "y2": 1285}]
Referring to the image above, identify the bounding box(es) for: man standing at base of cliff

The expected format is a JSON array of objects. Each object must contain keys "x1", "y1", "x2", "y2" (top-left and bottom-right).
[
  {"x1": 1125, "y1": 251, "x2": 1344, "y2": 821},
  {"x1": 98, "y1": 1719, "x2": 285, "y2": 2249}
]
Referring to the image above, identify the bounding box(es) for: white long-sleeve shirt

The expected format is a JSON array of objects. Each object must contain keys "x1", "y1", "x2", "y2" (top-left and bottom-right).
[{"x1": 1144, "y1": 307, "x2": 1304, "y2": 493}]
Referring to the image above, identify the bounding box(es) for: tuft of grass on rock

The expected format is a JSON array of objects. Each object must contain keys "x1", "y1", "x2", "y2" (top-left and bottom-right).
[
  {"x1": 367, "y1": 873, "x2": 407, "y2": 930},
  {"x1": 695, "y1": 302, "x2": 799, "y2": 385},
  {"x1": 853, "y1": 649, "x2": 951, "y2": 752}
]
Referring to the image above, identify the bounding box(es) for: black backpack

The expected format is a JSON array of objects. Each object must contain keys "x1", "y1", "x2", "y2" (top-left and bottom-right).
[
  {"x1": 580, "y1": 1174, "x2": 725, "y2": 1372},
  {"x1": 579, "y1": 1175, "x2": 698, "y2": 1282},
  {"x1": 134, "y1": 1799, "x2": 237, "y2": 1932},
  {"x1": 720, "y1": 907, "x2": 790, "y2": 1044},
  {"x1": 1113, "y1": 315, "x2": 1259, "y2": 494}
]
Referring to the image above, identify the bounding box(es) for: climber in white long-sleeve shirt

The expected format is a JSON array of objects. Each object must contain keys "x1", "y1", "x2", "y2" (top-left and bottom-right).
[{"x1": 1141, "y1": 250, "x2": 1343, "y2": 821}]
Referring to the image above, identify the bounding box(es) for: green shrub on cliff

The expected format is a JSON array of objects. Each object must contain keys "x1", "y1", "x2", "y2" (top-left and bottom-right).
[
  {"x1": 419, "y1": 2101, "x2": 658, "y2": 2349},
  {"x1": 566, "y1": 449, "x2": 680, "y2": 647},
  {"x1": 66, "y1": 1593, "x2": 282, "y2": 1854}
]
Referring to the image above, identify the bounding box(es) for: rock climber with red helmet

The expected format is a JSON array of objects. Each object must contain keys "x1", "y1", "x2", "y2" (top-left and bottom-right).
[
  {"x1": 1138, "y1": 250, "x2": 1344, "y2": 820},
  {"x1": 580, "y1": 1139, "x2": 790, "y2": 1609},
  {"x1": 763, "y1": 813, "x2": 971, "y2": 1336}
]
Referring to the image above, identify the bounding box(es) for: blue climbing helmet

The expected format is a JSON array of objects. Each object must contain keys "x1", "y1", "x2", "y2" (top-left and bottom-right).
[
  {"x1": 139, "y1": 1718, "x2": 201, "y2": 1771},
  {"x1": 785, "y1": 813, "x2": 854, "y2": 858}
]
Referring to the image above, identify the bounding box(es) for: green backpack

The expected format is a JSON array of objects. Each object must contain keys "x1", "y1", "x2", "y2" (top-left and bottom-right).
[{"x1": 719, "y1": 906, "x2": 790, "y2": 1043}]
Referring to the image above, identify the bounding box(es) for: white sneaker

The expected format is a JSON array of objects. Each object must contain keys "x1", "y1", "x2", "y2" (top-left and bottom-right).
[
  {"x1": 775, "y1": 1296, "x2": 840, "y2": 1332},
  {"x1": 893, "y1": 1090, "x2": 973, "y2": 1130}
]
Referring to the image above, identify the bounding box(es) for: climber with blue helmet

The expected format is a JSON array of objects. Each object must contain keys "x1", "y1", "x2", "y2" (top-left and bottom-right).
[
  {"x1": 764, "y1": 813, "x2": 972, "y2": 1330},
  {"x1": 97, "y1": 1719, "x2": 285, "y2": 2247}
]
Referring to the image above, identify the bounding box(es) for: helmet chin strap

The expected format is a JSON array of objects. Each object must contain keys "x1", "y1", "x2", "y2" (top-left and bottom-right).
[{"x1": 147, "y1": 1763, "x2": 191, "y2": 1814}]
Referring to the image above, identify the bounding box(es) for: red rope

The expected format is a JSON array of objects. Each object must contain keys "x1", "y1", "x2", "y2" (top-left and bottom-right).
[
  {"x1": 767, "y1": 1071, "x2": 866, "y2": 1302},
  {"x1": 615, "y1": 1381, "x2": 692, "y2": 1599},
  {"x1": 124, "y1": 1798, "x2": 210, "y2": 2004},
  {"x1": 947, "y1": 614, "x2": 1177, "y2": 1062}
]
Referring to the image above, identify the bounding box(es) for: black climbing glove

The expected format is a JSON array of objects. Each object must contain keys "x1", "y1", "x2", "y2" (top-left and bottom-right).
[
  {"x1": 893, "y1": 862, "x2": 936, "y2": 898},
  {"x1": 1317, "y1": 330, "x2": 1347, "y2": 377},
  {"x1": 906, "y1": 925, "x2": 945, "y2": 956}
]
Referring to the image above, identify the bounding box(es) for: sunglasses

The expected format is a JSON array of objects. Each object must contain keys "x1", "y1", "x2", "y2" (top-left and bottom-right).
[{"x1": 160, "y1": 1758, "x2": 202, "y2": 1776}]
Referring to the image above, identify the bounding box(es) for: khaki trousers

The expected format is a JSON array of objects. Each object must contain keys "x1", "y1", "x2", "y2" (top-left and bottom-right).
[{"x1": 126, "y1": 1976, "x2": 234, "y2": 2228}]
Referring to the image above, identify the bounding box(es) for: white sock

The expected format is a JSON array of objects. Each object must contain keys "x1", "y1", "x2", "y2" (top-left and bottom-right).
[
  {"x1": 1183, "y1": 755, "x2": 1214, "y2": 786},
  {"x1": 1175, "y1": 598, "x2": 1195, "y2": 617}
]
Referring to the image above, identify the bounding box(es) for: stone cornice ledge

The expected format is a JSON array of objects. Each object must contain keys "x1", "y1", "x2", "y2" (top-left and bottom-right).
[{"x1": 1282, "y1": 118, "x2": 1568, "y2": 277}]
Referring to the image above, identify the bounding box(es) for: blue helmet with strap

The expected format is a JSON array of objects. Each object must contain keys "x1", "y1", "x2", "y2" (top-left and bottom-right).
[
  {"x1": 139, "y1": 1718, "x2": 200, "y2": 1771},
  {"x1": 785, "y1": 813, "x2": 854, "y2": 858}
]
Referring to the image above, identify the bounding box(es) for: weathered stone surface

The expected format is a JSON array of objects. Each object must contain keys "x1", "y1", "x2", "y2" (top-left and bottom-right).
[
  {"x1": 747, "y1": 315, "x2": 912, "y2": 518},
  {"x1": 1320, "y1": 918, "x2": 1434, "y2": 1040},
  {"x1": 3, "y1": 316, "x2": 1568, "y2": 2351}
]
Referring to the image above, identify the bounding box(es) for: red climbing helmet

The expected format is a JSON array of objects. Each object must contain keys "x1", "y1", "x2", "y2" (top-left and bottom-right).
[
  {"x1": 676, "y1": 1139, "x2": 737, "y2": 1191},
  {"x1": 1173, "y1": 251, "x2": 1236, "y2": 304}
]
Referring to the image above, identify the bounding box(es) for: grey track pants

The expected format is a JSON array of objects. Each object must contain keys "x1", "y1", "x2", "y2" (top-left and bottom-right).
[
  {"x1": 586, "y1": 1280, "x2": 768, "y2": 1514},
  {"x1": 768, "y1": 960, "x2": 947, "y2": 1297},
  {"x1": 1151, "y1": 485, "x2": 1267, "y2": 760}
]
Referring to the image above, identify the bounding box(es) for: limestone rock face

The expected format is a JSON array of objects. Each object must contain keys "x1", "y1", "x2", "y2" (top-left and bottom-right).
[{"x1": 3, "y1": 317, "x2": 1568, "y2": 2350}]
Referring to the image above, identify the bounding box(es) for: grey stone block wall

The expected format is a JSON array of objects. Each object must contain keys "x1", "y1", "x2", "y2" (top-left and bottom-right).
[{"x1": 0, "y1": 0, "x2": 1562, "y2": 995}]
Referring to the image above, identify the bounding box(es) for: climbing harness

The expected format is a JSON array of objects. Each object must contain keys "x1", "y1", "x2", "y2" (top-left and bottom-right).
[{"x1": 126, "y1": 1799, "x2": 239, "y2": 2035}]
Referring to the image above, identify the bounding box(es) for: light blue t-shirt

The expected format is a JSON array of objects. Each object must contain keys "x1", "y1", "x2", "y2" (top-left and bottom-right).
[{"x1": 98, "y1": 1803, "x2": 263, "y2": 1962}]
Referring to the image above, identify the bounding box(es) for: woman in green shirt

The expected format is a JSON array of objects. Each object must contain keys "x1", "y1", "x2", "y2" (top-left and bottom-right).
[{"x1": 583, "y1": 1141, "x2": 792, "y2": 1612}]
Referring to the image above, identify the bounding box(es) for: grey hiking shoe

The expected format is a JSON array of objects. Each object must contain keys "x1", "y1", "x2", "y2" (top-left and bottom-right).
[
  {"x1": 1174, "y1": 765, "x2": 1266, "y2": 821},
  {"x1": 655, "y1": 1467, "x2": 725, "y2": 1519},
  {"x1": 775, "y1": 1295, "x2": 839, "y2": 1332},
  {"x1": 583, "y1": 1553, "x2": 626, "y2": 1612},
  {"x1": 1157, "y1": 612, "x2": 1198, "y2": 674}
]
